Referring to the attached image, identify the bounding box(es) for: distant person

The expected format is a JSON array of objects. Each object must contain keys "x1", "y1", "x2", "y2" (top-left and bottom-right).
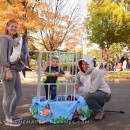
[
  {"x1": 120, "y1": 56, "x2": 125, "y2": 64},
  {"x1": 93, "y1": 58, "x2": 96, "y2": 67},
  {"x1": 122, "y1": 60, "x2": 127, "y2": 71}
]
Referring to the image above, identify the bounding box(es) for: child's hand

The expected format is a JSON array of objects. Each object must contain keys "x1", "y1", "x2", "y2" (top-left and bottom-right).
[
  {"x1": 52, "y1": 73, "x2": 55, "y2": 76},
  {"x1": 54, "y1": 72, "x2": 60, "y2": 77},
  {"x1": 74, "y1": 82, "x2": 79, "y2": 90},
  {"x1": 52, "y1": 72, "x2": 60, "y2": 77}
]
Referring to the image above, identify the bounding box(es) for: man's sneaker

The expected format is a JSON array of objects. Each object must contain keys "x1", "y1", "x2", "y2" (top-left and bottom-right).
[
  {"x1": 12, "y1": 116, "x2": 22, "y2": 121},
  {"x1": 4, "y1": 120, "x2": 21, "y2": 127},
  {"x1": 94, "y1": 111, "x2": 105, "y2": 121}
]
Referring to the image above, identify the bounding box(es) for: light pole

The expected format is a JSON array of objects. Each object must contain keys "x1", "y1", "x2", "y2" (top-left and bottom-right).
[{"x1": 82, "y1": 36, "x2": 88, "y2": 55}]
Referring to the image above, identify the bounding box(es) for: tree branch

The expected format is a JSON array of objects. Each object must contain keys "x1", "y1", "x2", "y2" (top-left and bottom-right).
[{"x1": 7, "y1": 0, "x2": 12, "y2": 5}]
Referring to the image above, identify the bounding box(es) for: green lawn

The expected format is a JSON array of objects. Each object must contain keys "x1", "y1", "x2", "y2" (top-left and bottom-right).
[
  {"x1": 25, "y1": 70, "x2": 130, "y2": 83},
  {"x1": 105, "y1": 71, "x2": 130, "y2": 83}
]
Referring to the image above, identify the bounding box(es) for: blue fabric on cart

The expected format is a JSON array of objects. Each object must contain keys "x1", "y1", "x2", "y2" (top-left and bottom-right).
[{"x1": 30, "y1": 95, "x2": 90, "y2": 123}]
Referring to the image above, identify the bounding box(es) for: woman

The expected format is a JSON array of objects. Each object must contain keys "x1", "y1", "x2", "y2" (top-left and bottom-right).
[
  {"x1": 74, "y1": 55, "x2": 111, "y2": 121},
  {"x1": 0, "y1": 19, "x2": 22, "y2": 126}
]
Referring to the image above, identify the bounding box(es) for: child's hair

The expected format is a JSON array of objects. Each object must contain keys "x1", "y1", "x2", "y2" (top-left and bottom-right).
[{"x1": 4, "y1": 19, "x2": 18, "y2": 39}]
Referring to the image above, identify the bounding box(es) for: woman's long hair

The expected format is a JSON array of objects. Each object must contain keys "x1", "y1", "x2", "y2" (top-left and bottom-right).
[{"x1": 4, "y1": 19, "x2": 18, "y2": 39}]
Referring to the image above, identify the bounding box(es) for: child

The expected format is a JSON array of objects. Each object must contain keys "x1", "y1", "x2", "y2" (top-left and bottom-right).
[
  {"x1": 74, "y1": 55, "x2": 111, "y2": 121},
  {"x1": 44, "y1": 55, "x2": 65, "y2": 100}
]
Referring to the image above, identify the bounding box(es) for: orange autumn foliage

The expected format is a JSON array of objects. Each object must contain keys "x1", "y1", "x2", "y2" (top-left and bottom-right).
[
  {"x1": 64, "y1": 26, "x2": 83, "y2": 52},
  {"x1": 0, "y1": 0, "x2": 46, "y2": 34},
  {"x1": 0, "y1": 0, "x2": 83, "y2": 51},
  {"x1": 86, "y1": 43, "x2": 93, "y2": 48}
]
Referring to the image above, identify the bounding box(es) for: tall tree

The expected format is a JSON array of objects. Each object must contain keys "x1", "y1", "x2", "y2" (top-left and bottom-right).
[
  {"x1": 32, "y1": 0, "x2": 86, "y2": 51},
  {"x1": 63, "y1": 26, "x2": 83, "y2": 52},
  {"x1": 84, "y1": 0, "x2": 130, "y2": 50}
]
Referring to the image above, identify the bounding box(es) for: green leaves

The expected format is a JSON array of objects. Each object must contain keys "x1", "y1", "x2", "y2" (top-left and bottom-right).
[{"x1": 85, "y1": 0, "x2": 130, "y2": 49}]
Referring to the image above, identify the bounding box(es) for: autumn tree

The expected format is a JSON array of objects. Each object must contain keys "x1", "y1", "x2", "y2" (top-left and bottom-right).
[
  {"x1": 0, "y1": 0, "x2": 87, "y2": 52},
  {"x1": 63, "y1": 26, "x2": 83, "y2": 52},
  {"x1": 32, "y1": 0, "x2": 86, "y2": 51},
  {"x1": 0, "y1": 0, "x2": 44, "y2": 34}
]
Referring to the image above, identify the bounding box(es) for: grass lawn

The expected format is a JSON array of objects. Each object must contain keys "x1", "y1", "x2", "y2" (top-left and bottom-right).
[
  {"x1": 105, "y1": 71, "x2": 130, "y2": 83},
  {"x1": 24, "y1": 70, "x2": 130, "y2": 84}
]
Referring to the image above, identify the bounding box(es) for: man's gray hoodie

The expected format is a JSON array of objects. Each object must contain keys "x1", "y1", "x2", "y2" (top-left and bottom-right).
[{"x1": 76, "y1": 55, "x2": 111, "y2": 94}]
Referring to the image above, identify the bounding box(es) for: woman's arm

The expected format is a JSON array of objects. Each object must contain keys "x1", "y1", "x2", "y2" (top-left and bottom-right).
[
  {"x1": 0, "y1": 36, "x2": 10, "y2": 67},
  {"x1": 0, "y1": 36, "x2": 13, "y2": 80}
]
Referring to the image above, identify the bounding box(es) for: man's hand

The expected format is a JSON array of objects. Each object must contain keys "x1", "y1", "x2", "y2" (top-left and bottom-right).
[{"x1": 74, "y1": 82, "x2": 79, "y2": 90}]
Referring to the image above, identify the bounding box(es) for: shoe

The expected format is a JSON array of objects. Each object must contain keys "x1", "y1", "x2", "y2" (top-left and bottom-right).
[
  {"x1": 94, "y1": 111, "x2": 105, "y2": 121},
  {"x1": 4, "y1": 120, "x2": 21, "y2": 127},
  {"x1": 12, "y1": 116, "x2": 22, "y2": 121}
]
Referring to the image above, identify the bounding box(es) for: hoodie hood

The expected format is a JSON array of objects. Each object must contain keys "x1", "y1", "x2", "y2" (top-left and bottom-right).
[{"x1": 78, "y1": 55, "x2": 94, "y2": 74}]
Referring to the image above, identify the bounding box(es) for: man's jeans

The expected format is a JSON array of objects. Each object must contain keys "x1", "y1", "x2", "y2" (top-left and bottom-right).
[{"x1": 82, "y1": 90, "x2": 111, "y2": 112}]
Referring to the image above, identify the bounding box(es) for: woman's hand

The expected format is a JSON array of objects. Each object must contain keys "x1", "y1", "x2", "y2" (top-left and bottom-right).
[
  {"x1": 5, "y1": 69, "x2": 13, "y2": 81},
  {"x1": 74, "y1": 82, "x2": 79, "y2": 90}
]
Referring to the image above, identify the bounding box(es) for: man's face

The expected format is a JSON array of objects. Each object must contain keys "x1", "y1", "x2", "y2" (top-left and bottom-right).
[
  {"x1": 51, "y1": 59, "x2": 59, "y2": 67},
  {"x1": 82, "y1": 61, "x2": 89, "y2": 72}
]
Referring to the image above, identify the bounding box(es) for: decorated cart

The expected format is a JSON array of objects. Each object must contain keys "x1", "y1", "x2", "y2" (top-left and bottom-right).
[{"x1": 29, "y1": 51, "x2": 90, "y2": 124}]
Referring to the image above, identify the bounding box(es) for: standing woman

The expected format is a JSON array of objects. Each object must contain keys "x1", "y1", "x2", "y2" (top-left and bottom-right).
[{"x1": 0, "y1": 19, "x2": 22, "y2": 126}]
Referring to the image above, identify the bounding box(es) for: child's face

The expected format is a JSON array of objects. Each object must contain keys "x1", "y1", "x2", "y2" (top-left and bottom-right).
[
  {"x1": 51, "y1": 59, "x2": 59, "y2": 67},
  {"x1": 82, "y1": 61, "x2": 89, "y2": 72}
]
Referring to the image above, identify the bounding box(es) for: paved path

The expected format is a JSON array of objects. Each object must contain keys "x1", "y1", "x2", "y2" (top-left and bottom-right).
[{"x1": 0, "y1": 80, "x2": 130, "y2": 130}]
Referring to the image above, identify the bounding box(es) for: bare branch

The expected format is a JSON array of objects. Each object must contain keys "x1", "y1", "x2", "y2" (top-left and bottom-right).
[
  {"x1": 32, "y1": 0, "x2": 86, "y2": 51},
  {"x1": 6, "y1": 0, "x2": 12, "y2": 5}
]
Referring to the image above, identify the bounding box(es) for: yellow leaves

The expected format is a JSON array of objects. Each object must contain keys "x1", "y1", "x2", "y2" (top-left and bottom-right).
[
  {"x1": 75, "y1": 47, "x2": 82, "y2": 52},
  {"x1": 0, "y1": 0, "x2": 47, "y2": 32},
  {"x1": 26, "y1": 0, "x2": 35, "y2": 5},
  {"x1": 37, "y1": 2, "x2": 50, "y2": 9}
]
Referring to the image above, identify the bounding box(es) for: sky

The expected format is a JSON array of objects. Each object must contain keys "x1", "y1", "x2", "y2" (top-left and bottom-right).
[{"x1": 68, "y1": 0, "x2": 91, "y2": 18}]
